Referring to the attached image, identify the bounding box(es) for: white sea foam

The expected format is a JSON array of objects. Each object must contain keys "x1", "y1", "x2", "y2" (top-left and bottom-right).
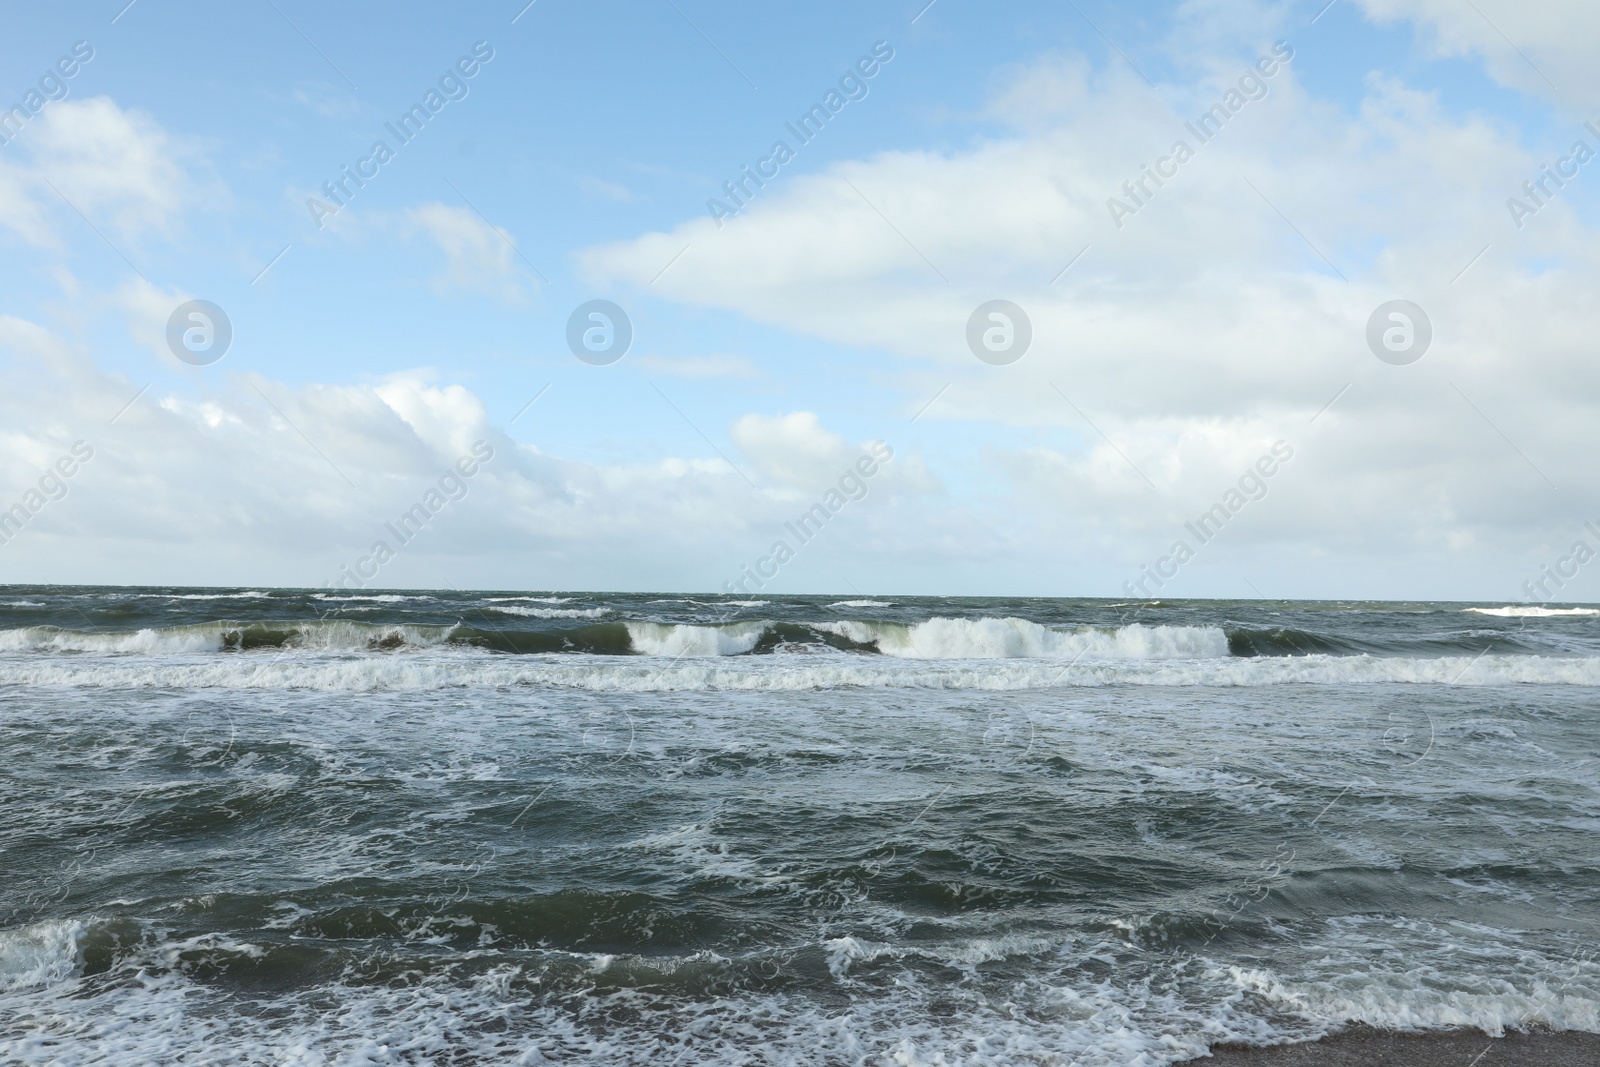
[
  {"x1": 624, "y1": 621, "x2": 768, "y2": 656},
  {"x1": 1, "y1": 917, "x2": 1593, "y2": 1067},
  {"x1": 0, "y1": 920, "x2": 84, "y2": 993},
  {"x1": 823, "y1": 934, "x2": 891, "y2": 979},
  {"x1": 0, "y1": 625, "x2": 229, "y2": 654},
  {"x1": 483, "y1": 596, "x2": 572, "y2": 603},
  {"x1": 829, "y1": 600, "x2": 892, "y2": 607},
  {"x1": 134, "y1": 591, "x2": 272, "y2": 600},
  {"x1": 1466, "y1": 605, "x2": 1600, "y2": 617},
  {"x1": 278, "y1": 621, "x2": 458, "y2": 650},
  {"x1": 618, "y1": 618, "x2": 1230, "y2": 660},
  {"x1": 4, "y1": 650, "x2": 1600, "y2": 691},
  {"x1": 1218, "y1": 916, "x2": 1600, "y2": 1036},
  {"x1": 627, "y1": 822, "x2": 767, "y2": 882},
  {"x1": 310, "y1": 593, "x2": 432, "y2": 602},
  {"x1": 1228, "y1": 963, "x2": 1600, "y2": 1035},
  {"x1": 818, "y1": 617, "x2": 1230, "y2": 660},
  {"x1": 0, "y1": 620, "x2": 457, "y2": 654},
  {"x1": 488, "y1": 605, "x2": 608, "y2": 619}
]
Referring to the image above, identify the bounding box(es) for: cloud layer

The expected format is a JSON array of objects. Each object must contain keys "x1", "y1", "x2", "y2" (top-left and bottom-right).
[{"x1": 3, "y1": 7, "x2": 1599, "y2": 598}]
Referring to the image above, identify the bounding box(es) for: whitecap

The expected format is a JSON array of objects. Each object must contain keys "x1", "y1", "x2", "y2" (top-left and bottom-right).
[
  {"x1": 0, "y1": 619, "x2": 458, "y2": 655},
  {"x1": 135, "y1": 591, "x2": 272, "y2": 600},
  {"x1": 624, "y1": 621, "x2": 768, "y2": 657},
  {"x1": 311, "y1": 593, "x2": 432, "y2": 603},
  {"x1": 488, "y1": 606, "x2": 608, "y2": 619},
  {"x1": 1465, "y1": 606, "x2": 1599, "y2": 617},
  {"x1": 0, "y1": 919, "x2": 85, "y2": 993},
  {"x1": 817, "y1": 617, "x2": 1229, "y2": 660}
]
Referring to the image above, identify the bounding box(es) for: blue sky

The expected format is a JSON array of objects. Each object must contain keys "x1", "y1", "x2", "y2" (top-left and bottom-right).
[{"x1": 3, "y1": 0, "x2": 1600, "y2": 597}]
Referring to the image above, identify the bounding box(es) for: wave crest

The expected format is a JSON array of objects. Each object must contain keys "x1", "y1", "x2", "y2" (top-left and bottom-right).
[
  {"x1": 0, "y1": 920, "x2": 86, "y2": 994},
  {"x1": 623, "y1": 622, "x2": 768, "y2": 657},
  {"x1": 819, "y1": 618, "x2": 1229, "y2": 660},
  {"x1": 0, "y1": 621, "x2": 458, "y2": 654},
  {"x1": 1466, "y1": 606, "x2": 1600, "y2": 617},
  {"x1": 489, "y1": 606, "x2": 609, "y2": 619}
]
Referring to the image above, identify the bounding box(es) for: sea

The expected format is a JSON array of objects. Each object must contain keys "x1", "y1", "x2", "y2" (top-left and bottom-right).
[{"x1": 2, "y1": 588, "x2": 1598, "y2": 1066}]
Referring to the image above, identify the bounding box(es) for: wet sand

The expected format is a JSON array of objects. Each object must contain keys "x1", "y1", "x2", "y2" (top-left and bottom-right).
[{"x1": 1195, "y1": 1026, "x2": 1600, "y2": 1065}]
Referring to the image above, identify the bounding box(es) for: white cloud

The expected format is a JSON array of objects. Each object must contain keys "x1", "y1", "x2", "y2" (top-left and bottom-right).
[
  {"x1": 732, "y1": 412, "x2": 941, "y2": 501},
  {"x1": 373, "y1": 373, "x2": 492, "y2": 459},
  {"x1": 6, "y1": 31, "x2": 1599, "y2": 597},
  {"x1": 732, "y1": 412, "x2": 858, "y2": 489},
  {"x1": 406, "y1": 201, "x2": 531, "y2": 303},
  {"x1": 27, "y1": 97, "x2": 193, "y2": 238},
  {"x1": 575, "y1": 48, "x2": 1600, "y2": 593},
  {"x1": 0, "y1": 96, "x2": 204, "y2": 253},
  {"x1": 0, "y1": 315, "x2": 951, "y2": 589},
  {"x1": 111, "y1": 277, "x2": 193, "y2": 366},
  {"x1": 983, "y1": 51, "x2": 1095, "y2": 129},
  {"x1": 0, "y1": 161, "x2": 55, "y2": 247},
  {"x1": 1354, "y1": 0, "x2": 1600, "y2": 105}
]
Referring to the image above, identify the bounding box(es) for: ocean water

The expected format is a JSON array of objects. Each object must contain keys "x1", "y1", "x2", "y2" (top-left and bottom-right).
[{"x1": 2, "y1": 588, "x2": 1598, "y2": 1066}]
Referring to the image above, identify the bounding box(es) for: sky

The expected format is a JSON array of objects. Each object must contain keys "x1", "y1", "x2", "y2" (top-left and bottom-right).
[{"x1": 2, "y1": 0, "x2": 1599, "y2": 599}]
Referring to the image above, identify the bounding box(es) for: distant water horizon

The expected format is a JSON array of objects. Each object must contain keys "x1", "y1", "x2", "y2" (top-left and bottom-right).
[{"x1": 3, "y1": 586, "x2": 1598, "y2": 1064}]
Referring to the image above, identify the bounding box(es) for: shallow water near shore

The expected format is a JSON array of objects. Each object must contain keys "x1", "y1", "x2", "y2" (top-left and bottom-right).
[
  {"x1": 1201, "y1": 1025, "x2": 1600, "y2": 1065},
  {"x1": 3, "y1": 588, "x2": 1598, "y2": 1064}
]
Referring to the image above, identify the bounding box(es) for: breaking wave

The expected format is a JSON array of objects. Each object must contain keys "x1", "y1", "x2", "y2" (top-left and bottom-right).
[
  {"x1": 0, "y1": 914, "x2": 1595, "y2": 1067},
  {"x1": 0, "y1": 620, "x2": 460, "y2": 654},
  {"x1": 0, "y1": 617, "x2": 1236, "y2": 662},
  {"x1": 5, "y1": 613, "x2": 1599, "y2": 692},
  {"x1": 817, "y1": 617, "x2": 1229, "y2": 659},
  {"x1": 0, "y1": 920, "x2": 87, "y2": 995},
  {"x1": 1466, "y1": 605, "x2": 1600, "y2": 617},
  {"x1": 136, "y1": 590, "x2": 272, "y2": 600},
  {"x1": 623, "y1": 621, "x2": 770, "y2": 657},
  {"x1": 488, "y1": 605, "x2": 609, "y2": 619}
]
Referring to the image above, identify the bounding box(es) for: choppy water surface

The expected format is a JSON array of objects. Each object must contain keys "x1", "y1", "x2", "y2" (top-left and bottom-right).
[{"x1": 2, "y1": 588, "x2": 1598, "y2": 1065}]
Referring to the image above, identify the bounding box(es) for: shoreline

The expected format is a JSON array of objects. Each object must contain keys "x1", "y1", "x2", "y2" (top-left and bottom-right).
[{"x1": 1195, "y1": 1026, "x2": 1600, "y2": 1065}]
